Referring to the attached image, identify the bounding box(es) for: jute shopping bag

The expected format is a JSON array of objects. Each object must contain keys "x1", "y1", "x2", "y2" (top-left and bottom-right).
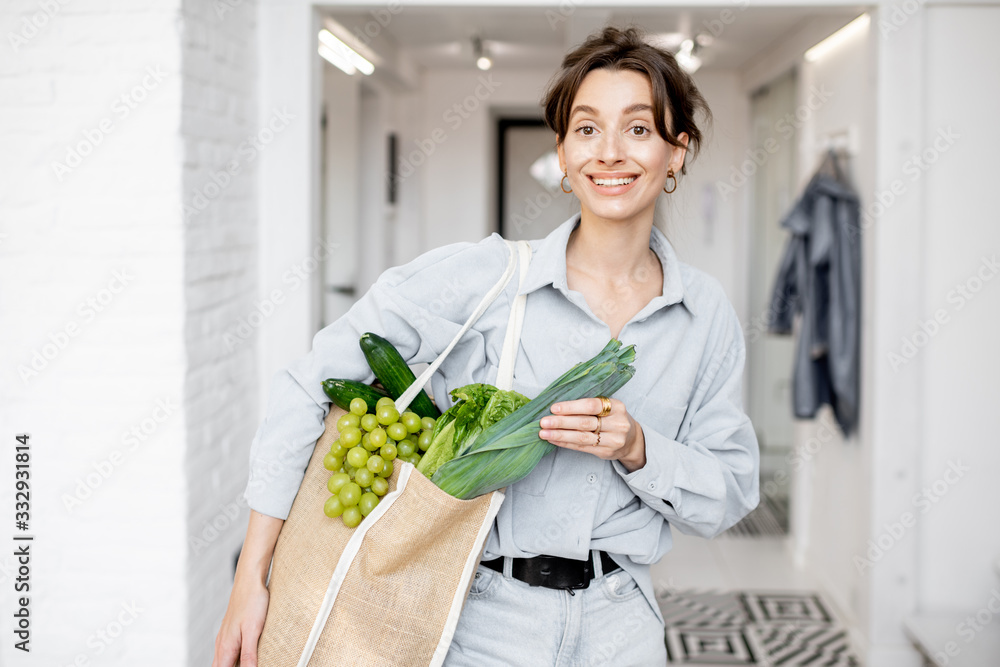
[
  {"x1": 257, "y1": 405, "x2": 503, "y2": 666},
  {"x1": 257, "y1": 239, "x2": 532, "y2": 666}
]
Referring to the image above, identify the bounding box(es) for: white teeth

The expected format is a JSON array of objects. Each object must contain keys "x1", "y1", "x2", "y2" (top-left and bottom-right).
[{"x1": 592, "y1": 177, "x2": 636, "y2": 186}]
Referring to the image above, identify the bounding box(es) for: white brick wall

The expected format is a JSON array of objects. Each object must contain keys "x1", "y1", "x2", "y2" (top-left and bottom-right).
[
  {"x1": 0, "y1": 0, "x2": 189, "y2": 663},
  {"x1": 0, "y1": 1, "x2": 256, "y2": 664},
  {"x1": 178, "y1": 0, "x2": 258, "y2": 664}
]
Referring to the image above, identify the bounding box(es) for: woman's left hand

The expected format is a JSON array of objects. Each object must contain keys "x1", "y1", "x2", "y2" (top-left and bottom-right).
[{"x1": 539, "y1": 397, "x2": 647, "y2": 472}]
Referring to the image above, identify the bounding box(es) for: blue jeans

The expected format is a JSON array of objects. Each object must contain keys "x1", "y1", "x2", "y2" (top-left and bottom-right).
[{"x1": 443, "y1": 554, "x2": 667, "y2": 666}]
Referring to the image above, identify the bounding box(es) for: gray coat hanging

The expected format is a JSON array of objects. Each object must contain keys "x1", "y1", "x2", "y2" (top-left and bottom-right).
[{"x1": 767, "y1": 149, "x2": 862, "y2": 437}]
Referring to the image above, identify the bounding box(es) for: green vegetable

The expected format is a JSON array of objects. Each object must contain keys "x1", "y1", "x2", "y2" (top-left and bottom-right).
[
  {"x1": 359, "y1": 332, "x2": 441, "y2": 419},
  {"x1": 431, "y1": 339, "x2": 636, "y2": 500},
  {"x1": 322, "y1": 379, "x2": 389, "y2": 413},
  {"x1": 416, "y1": 384, "x2": 530, "y2": 479}
]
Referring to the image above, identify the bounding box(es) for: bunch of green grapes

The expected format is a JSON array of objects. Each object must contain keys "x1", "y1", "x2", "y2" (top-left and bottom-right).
[{"x1": 322, "y1": 396, "x2": 436, "y2": 527}]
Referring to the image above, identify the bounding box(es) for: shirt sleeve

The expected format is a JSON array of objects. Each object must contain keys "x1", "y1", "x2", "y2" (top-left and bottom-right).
[
  {"x1": 611, "y1": 305, "x2": 760, "y2": 539},
  {"x1": 243, "y1": 236, "x2": 509, "y2": 520}
]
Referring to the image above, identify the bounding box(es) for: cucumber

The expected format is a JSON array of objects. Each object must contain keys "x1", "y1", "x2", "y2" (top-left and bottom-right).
[
  {"x1": 321, "y1": 379, "x2": 389, "y2": 413},
  {"x1": 359, "y1": 332, "x2": 441, "y2": 418}
]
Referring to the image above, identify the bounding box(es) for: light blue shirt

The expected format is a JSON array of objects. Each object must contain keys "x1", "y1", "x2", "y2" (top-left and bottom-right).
[{"x1": 245, "y1": 214, "x2": 760, "y2": 622}]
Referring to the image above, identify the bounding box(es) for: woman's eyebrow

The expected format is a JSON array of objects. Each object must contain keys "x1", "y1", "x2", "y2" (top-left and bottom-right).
[
  {"x1": 570, "y1": 104, "x2": 599, "y2": 118},
  {"x1": 570, "y1": 102, "x2": 653, "y2": 118},
  {"x1": 623, "y1": 103, "x2": 653, "y2": 115}
]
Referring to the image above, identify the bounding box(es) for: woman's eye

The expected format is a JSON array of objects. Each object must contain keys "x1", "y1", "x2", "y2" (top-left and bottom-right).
[
  {"x1": 630, "y1": 126, "x2": 649, "y2": 136},
  {"x1": 577, "y1": 126, "x2": 596, "y2": 136}
]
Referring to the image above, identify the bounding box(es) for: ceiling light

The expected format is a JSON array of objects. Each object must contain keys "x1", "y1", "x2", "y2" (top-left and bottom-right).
[
  {"x1": 805, "y1": 14, "x2": 870, "y2": 62},
  {"x1": 322, "y1": 17, "x2": 382, "y2": 67},
  {"x1": 676, "y1": 51, "x2": 702, "y2": 74},
  {"x1": 318, "y1": 44, "x2": 356, "y2": 75},
  {"x1": 675, "y1": 38, "x2": 702, "y2": 74},
  {"x1": 318, "y1": 29, "x2": 374, "y2": 75},
  {"x1": 473, "y1": 36, "x2": 492, "y2": 71}
]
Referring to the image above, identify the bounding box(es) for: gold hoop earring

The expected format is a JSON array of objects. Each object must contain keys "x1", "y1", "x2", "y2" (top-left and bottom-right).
[
  {"x1": 560, "y1": 172, "x2": 573, "y2": 194},
  {"x1": 663, "y1": 169, "x2": 677, "y2": 194}
]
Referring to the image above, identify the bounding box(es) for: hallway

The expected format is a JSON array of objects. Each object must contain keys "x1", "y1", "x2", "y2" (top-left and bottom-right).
[{"x1": 3, "y1": 1, "x2": 999, "y2": 665}]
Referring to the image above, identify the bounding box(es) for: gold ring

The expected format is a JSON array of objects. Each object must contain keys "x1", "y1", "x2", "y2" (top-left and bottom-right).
[
  {"x1": 597, "y1": 396, "x2": 612, "y2": 417},
  {"x1": 594, "y1": 416, "x2": 602, "y2": 435},
  {"x1": 594, "y1": 430, "x2": 601, "y2": 447}
]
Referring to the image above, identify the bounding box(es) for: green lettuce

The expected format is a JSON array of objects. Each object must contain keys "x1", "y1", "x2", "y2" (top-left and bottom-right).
[{"x1": 415, "y1": 383, "x2": 529, "y2": 478}]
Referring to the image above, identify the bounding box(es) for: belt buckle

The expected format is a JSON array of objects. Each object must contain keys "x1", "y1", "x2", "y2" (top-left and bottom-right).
[{"x1": 531, "y1": 554, "x2": 593, "y2": 592}]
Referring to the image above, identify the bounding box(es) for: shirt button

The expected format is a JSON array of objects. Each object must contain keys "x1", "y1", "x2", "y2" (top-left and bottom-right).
[
  {"x1": 587, "y1": 473, "x2": 597, "y2": 484},
  {"x1": 648, "y1": 482, "x2": 656, "y2": 490}
]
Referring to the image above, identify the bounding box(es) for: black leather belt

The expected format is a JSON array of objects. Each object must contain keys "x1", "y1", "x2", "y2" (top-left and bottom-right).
[{"x1": 480, "y1": 551, "x2": 620, "y2": 591}]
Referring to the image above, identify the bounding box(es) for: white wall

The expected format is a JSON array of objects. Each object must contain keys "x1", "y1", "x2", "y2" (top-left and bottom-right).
[
  {"x1": 320, "y1": 63, "x2": 361, "y2": 326},
  {"x1": 797, "y1": 14, "x2": 876, "y2": 643},
  {"x1": 666, "y1": 69, "x2": 751, "y2": 323},
  {"x1": 0, "y1": 1, "x2": 261, "y2": 663},
  {"x1": 416, "y1": 67, "x2": 554, "y2": 248},
  {"x1": 0, "y1": 2, "x2": 188, "y2": 664},
  {"x1": 919, "y1": 5, "x2": 1000, "y2": 611},
  {"x1": 257, "y1": 1, "x2": 323, "y2": 413},
  {"x1": 180, "y1": 0, "x2": 260, "y2": 663}
]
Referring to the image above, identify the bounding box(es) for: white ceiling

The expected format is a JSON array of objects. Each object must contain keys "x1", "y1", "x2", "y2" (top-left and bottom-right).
[{"x1": 323, "y1": 6, "x2": 866, "y2": 71}]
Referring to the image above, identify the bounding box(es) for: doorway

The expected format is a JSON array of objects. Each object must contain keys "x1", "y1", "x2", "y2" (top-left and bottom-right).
[{"x1": 745, "y1": 67, "x2": 800, "y2": 533}]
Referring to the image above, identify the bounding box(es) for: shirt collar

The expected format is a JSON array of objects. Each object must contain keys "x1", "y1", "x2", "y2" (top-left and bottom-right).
[{"x1": 517, "y1": 213, "x2": 696, "y2": 317}]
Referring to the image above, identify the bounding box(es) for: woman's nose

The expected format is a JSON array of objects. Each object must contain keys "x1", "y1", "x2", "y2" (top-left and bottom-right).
[{"x1": 597, "y1": 131, "x2": 625, "y2": 165}]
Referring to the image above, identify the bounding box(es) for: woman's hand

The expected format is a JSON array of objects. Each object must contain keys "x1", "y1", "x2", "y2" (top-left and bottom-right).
[
  {"x1": 539, "y1": 397, "x2": 647, "y2": 472},
  {"x1": 212, "y1": 510, "x2": 283, "y2": 667},
  {"x1": 212, "y1": 577, "x2": 270, "y2": 667}
]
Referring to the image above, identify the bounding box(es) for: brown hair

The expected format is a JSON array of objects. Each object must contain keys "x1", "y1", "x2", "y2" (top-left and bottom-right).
[{"x1": 542, "y1": 26, "x2": 712, "y2": 174}]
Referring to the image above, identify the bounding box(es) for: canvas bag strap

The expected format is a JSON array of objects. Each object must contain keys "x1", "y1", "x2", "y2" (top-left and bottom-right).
[
  {"x1": 494, "y1": 240, "x2": 532, "y2": 392},
  {"x1": 395, "y1": 239, "x2": 531, "y2": 412}
]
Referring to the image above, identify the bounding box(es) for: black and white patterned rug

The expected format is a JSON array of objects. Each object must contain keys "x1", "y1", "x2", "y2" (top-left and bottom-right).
[{"x1": 657, "y1": 589, "x2": 861, "y2": 666}]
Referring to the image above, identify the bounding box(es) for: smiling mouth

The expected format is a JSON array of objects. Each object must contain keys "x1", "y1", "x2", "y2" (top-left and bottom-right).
[{"x1": 590, "y1": 176, "x2": 637, "y2": 187}]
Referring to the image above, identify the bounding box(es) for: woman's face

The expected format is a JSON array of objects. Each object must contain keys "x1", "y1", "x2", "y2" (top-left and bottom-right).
[{"x1": 558, "y1": 68, "x2": 688, "y2": 226}]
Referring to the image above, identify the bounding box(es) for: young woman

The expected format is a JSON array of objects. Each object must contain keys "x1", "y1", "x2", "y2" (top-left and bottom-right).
[{"x1": 213, "y1": 26, "x2": 759, "y2": 666}]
